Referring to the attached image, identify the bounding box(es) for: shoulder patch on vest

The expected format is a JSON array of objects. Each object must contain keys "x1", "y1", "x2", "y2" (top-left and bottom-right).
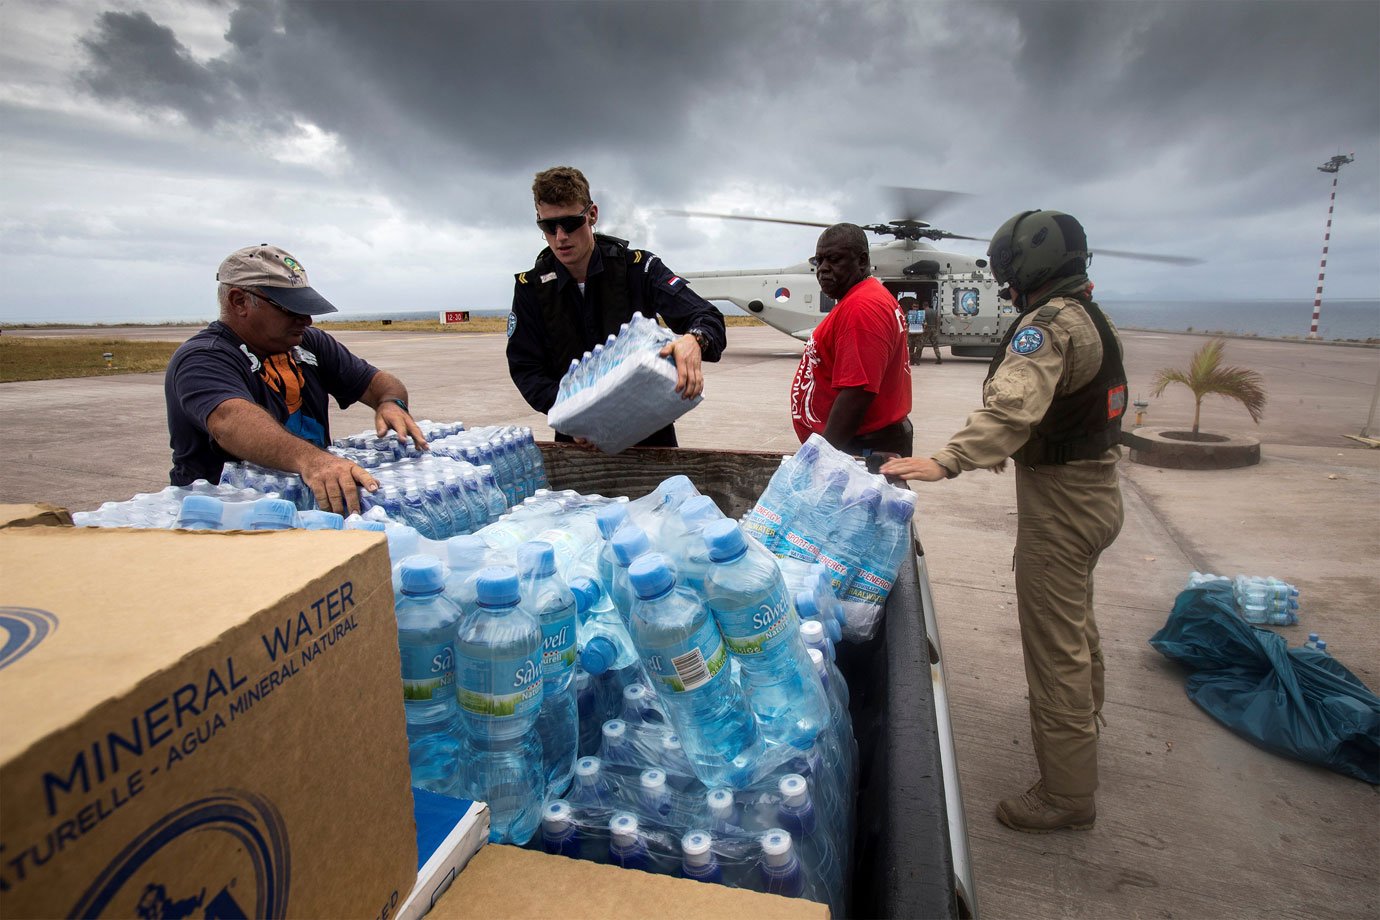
[
  {"x1": 506, "y1": 311, "x2": 517, "y2": 338},
  {"x1": 631, "y1": 250, "x2": 644, "y2": 264},
  {"x1": 516, "y1": 271, "x2": 528, "y2": 284},
  {"x1": 1035, "y1": 302, "x2": 1063, "y2": 323},
  {"x1": 1010, "y1": 326, "x2": 1046, "y2": 356}
]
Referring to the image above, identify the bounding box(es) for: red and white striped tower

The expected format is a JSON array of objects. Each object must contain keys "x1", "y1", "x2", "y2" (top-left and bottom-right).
[{"x1": 1310, "y1": 153, "x2": 1354, "y2": 339}]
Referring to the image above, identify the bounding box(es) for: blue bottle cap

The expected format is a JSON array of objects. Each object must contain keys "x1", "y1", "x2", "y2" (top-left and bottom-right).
[
  {"x1": 352, "y1": 520, "x2": 388, "y2": 532},
  {"x1": 518, "y1": 540, "x2": 557, "y2": 578},
  {"x1": 445, "y1": 534, "x2": 487, "y2": 567},
  {"x1": 569, "y1": 576, "x2": 600, "y2": 614},
  {"x1": 628, "y1": 553, "x2": 675, "y2": 599},
  {"x1": 475, "y1": 566, "x2": 520, "y2": 606},
  {"x1": 796, "y1": 440, "x2": 819, "y2": 464},
  {"x1": 579, "y1": 636, "x2": 617, "y2": 676},
  {"x1": 795, "y1": 590, "x2": 818, "y2": 618},
  {"x1": 178, "y1": 494, "x2": 224, "y2": 526},
  {"x1": 595, "y1": 503, "x2": 629, "y2": 538},
  {"x1": 888, "y1": 491, "x2": 918, "y2": 520},
  {"x1": 703, "y1": 518, "x2": 747, "y2": 562},
  {"x1": 249, "y1": 498, "x2": 297, "y2": 530},
  {"x1": 299, "y1": 510, "x2": 344, "y2": 530},
  {"x1": 611, "y1": 525, "x2": 651, "y2": 566},
  {"x1": 399, "y1": 556, "x2": 446, "y2": 595}
]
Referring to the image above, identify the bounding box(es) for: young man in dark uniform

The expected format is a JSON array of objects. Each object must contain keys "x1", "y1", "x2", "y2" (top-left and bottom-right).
[
  {"x1": 883, "y1": 210, "x2": 1127, "y2": 833},
  {"x1": 165, "y1": 244, "x2": 427, "y2": 515},
  {"x1": 506, "y1": 166, "x2": 726, "y2": 447}
]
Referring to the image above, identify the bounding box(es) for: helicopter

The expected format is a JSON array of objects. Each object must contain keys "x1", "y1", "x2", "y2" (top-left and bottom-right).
[{"x1": 661, "y1": 194, "x2": 1200, "y2": 360}]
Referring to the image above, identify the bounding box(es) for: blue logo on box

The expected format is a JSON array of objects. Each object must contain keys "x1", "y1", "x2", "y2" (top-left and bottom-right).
[
  {"x1": 71, "y1": 791, "x2": 291, "y2": 919},
  {"x1": 0, "y1": 607, "x2": 58, "y2": 670}
]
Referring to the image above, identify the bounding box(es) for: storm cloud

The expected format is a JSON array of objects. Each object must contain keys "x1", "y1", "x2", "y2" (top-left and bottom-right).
[{"x1": 1, "y1": 0, "x2": 1376, "y2": 321}]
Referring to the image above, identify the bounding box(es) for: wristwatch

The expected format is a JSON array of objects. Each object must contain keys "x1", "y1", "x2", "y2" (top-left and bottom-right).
[{"x1": 688, "y1": 328, "x2": 709, "y2": 352}]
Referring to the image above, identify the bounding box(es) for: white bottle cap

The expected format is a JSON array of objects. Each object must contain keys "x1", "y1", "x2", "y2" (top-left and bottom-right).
[
  {"x1": 800, "y1": 619, "x2": 825, "y2": 643},
  {"x1": 624, "y1": 683, "x2": 648, "y2": 703},
  {"x1": 681, "y1": 830, "x2": 714, "y2": 867},
  {"x1": 661, "y1": 732, "x2": 683, "y2": 752},
  {"x1": 609, "y1": 812, "x2": 639, "y2": 845},
  {"x1": 706, "y1": 788, "x2": 734, "y2": 818},
  {"x1": 575, "y1": 756, "x2": 602, "y2": 779},
  {"x1": 602, "y1": 719, "x2": 627, "y2": 742},
  {"x1": 542, "y1": 800, "x2": 573, "y2": 833},
  {"x1": 778, "y1": 773, "x2": 809, "y2": 808},
  {"x1": 640, "y1": 769, "x2": 666, "y2": 793},
  {"x1": 760, "y1": 829, "x2": 795, "y2": 866},
  {"x1": 807, "y1": 647, "x2": 826, "y2": 673}
]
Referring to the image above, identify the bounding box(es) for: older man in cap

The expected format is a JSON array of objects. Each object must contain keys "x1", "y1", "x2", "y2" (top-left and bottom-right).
[{"x1": 164, "y1": 244, "x2": 427, "y2": 514}]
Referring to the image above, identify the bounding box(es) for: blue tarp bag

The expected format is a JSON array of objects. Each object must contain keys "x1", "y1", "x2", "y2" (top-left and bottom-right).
[{"x1": 1149, "y1": 582, "x2": 1380, "y2": 784}]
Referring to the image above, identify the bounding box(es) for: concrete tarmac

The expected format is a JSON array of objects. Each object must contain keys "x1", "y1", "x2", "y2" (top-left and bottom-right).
[{"x1": 1, "y1": 324, "x2": 1377, "y2": 918}]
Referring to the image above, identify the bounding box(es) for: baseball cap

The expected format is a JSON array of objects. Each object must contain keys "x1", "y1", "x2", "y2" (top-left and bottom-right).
[{"x1": 216, "y1": 244, "x2": 338, "y2": 316}]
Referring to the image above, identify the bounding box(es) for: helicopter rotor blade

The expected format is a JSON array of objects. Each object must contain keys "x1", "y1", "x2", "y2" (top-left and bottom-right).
[
  {"x1": 655, "y1": 209, "x2": 834, "y2": 230},
  {"x1": 936, "y1": 231, "x2": 990, "y2": 243},
  {"x1": 883, "y1": 186, "x2": 973, "y2": 222},
  {"x1": 1094, "y1": 248, "x2": 1203, "y2": 266}
]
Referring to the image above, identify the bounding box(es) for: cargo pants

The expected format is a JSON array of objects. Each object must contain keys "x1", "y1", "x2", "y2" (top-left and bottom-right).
[{"x1": 1013, "y1": 458, "x2": 1123, "y2": 802}]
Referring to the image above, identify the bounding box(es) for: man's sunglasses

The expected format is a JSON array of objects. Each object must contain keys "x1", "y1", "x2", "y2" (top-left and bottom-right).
[
  {"x1": 247, "y1": 289, "x2": 300, "y2": 317},
  {"x1": 536, "y1": 203, "x2": 593, "y2": 236}
]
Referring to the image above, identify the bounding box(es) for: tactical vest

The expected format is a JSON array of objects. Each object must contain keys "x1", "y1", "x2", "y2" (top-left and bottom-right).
[
  {"x1": 527, "y1": 234, "x2": 637, "y2": 379},
  {"x1": 986, "y1": 297, "x2": 1128, "y2": 466}
]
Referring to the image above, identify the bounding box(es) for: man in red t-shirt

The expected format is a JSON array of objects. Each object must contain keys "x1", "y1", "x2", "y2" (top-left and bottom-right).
[{"x1": 790, "y1": 223, "x2": 913, "y2": 456}]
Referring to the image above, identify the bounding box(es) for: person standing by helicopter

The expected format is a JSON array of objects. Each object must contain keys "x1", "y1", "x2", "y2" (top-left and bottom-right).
[
  {"x1": 881, "y1": 209, "x2": 1126, "y2": 834},
  {"x1": 790, "y1": 222, "x2": 913, "y2": 456},
  {"x1": 506, "y1": 166, "x2": 727, "y2": 447}
]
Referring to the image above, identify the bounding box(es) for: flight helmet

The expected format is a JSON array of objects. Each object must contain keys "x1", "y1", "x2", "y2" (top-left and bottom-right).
[{"x1": 986, "y1": 210, "x2": 1090, "y2": 293}]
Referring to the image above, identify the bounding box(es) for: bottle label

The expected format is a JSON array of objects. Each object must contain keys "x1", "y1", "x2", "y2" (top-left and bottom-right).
[
  {"x1": 816, "y1": 551, "x2": 851, "y2": 594},
  {"x1": 541, "y1": 604, "x2": 578, "y2": 679},
  {"x1": 712, "y1": 584, "x2": 799, "y2": 657},
  {"x1": 401, "y1": 642, "x2": 455, "y2": 701},
  {"x1": 644, "y1": 619, "x2": 727, "y2": 693},
  {"x1": 782, "y1": 528, "x2": 822, "y2": 562},
  {"x1": 843, "y1": 563, "x2": 894, "y2": 605},
  {"x1": 456, "y1": 651, "x2": 543, "y2": 719},
  {"x1": 743, "y1": 504, "x2": 782, "y2": 540}
]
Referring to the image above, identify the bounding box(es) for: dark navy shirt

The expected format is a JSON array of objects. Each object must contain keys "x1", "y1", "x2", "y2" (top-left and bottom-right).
[
  {"x1": 164, "y1": 322, "x2": 377, "y2": 485},
  {"x1": 506, "y1": 243, "x2": 726, "y2": 417}
]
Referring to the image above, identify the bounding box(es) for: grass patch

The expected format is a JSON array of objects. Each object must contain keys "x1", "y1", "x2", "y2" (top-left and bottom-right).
[{"x1": 0, "y1": 336, "x2": 181, "y2": 383}]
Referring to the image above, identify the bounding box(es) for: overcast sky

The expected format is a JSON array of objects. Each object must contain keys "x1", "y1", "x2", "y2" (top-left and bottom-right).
[{"x1": 1, "y1": 0, "x2": 1376, "y2": 323}]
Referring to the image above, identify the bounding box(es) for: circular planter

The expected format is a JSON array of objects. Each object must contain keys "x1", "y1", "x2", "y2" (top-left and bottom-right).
[{"x1": 1122, "y1": 426, "x2": 1261, "y2": 469}]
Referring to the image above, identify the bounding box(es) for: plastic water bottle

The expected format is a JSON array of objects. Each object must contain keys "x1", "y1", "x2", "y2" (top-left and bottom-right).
[
  {"x1": 776, "y1": 773, "x2": 842, "y2": 905},
  {"x1": 453, "y1": 567, "x2": 544, "y2": 845},
  {"x1": 610, "y1": 524, "x2": 653, "y2": 622},
  {"x1": 781, "y1": 468, "x2": 847, "y2": 563},
  {"x1": 519, "y1": 542, "x2": 579, "y2": 797},
  {"x1": 570, "y1": 576, "x2": 638, "y2": 676},
  {"x1": 841, "y1": 491, "x2": 917, "y2": 640},
  {"x1": 595, "y1": 503, "x2": 630, "y2": 590},
  {"x1": 1303, "y1": 633, "x2": 1319, "y2": 650},
  {"x1": 568, "y1": 755, "x2": 619, "y2": 809},
  {"x1": 661, "y1": 494, "x2": 725, "y2": 594},
  {"x1": 444, "y1": 534, "x2": 489, "y2": 613},
  {"x1": 758, "y1": 828, "x2": 805, "y2": 898},
  {"x1": 626, "y1": 553, "x2": 763, "y2": 788},
  {"x1": 177, "y1": 495, "x2": 225, "y2": 530},
  {"x1": 659, "y1": 730, "x2": 695, "y2": 778},
  {"x1": 818, "y1": 486, "x2": 883, "y2": 596},
  {"x1": 541, "y1": 800, "x2": 581, "y2": 858},
  {"x1": 702, "y1": 519, "x2": 829, "y2": 748},
  {"x1": 600, "y1": 718, "x2": 637, "y2": 766},
  {"x1": 638, "y1": 768, "x2": 673, "y2": 819},
  {"x1": 681, "y1": 830, "x2": 723, "y2": 883},
  {"x1": 1315, "y1": 640, "x2": 1328, "y2": 654},
  {"x1": 608, "y1": 813, "x2": 652, "y2": 871},
  {"x1": 744, "y1": 440, "x2": 819, "y2": 553},
  {"x1": 1233, "y1": 575, "x2": 1269, "y2": 625},
  {"x1": 394, "y1": 556, "x2": 464, "y2": 795}
]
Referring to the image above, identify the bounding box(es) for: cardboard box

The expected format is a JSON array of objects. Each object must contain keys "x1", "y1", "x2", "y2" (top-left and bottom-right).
[
  {"x1": 426, "y1": 844, "x2": 829, "y2": 920},
  {"x1": 0, "y1": 502, "x2": 72, "y2": 529},
  {"x1": 0, "y1": 528, "x2": 417, "y2": 919},
  {"x1": 397, "y1": 790, "x2": 489, "y2": 920}
]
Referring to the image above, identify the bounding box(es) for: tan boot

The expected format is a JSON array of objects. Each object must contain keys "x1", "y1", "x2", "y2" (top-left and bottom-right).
[{"x1": 996, "y1": 780, "x2": 1096, "y2": 833}]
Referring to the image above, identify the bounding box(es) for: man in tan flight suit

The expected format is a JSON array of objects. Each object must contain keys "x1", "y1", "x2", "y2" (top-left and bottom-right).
[{"x1": 882, "y1": 209, "x2": 1127, "y2": 833}]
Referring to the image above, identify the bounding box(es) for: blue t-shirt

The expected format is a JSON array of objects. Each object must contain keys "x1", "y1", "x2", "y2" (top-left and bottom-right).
[{"x1": 164, "y1": 322, "x2": 377, "y2": 485}]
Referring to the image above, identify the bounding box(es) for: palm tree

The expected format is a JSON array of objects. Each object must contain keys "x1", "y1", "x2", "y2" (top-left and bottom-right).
[{"x1": 1150, "y1": 338, "x2": 1267, "y2": 437}]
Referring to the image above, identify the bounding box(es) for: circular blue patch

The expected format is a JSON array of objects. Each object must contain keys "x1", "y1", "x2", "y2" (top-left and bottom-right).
[
  {"x1": 506, "y1": 312, "x2": 517, "y2": 338},
  {"x1": 1011, "y1": 326, "x2": 1045, "y2": 355}
]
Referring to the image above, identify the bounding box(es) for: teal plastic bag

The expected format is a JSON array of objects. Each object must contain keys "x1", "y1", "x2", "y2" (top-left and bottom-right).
[{"x1": 1149, "y1": 582, "x2": 1379, "y2": 783}]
